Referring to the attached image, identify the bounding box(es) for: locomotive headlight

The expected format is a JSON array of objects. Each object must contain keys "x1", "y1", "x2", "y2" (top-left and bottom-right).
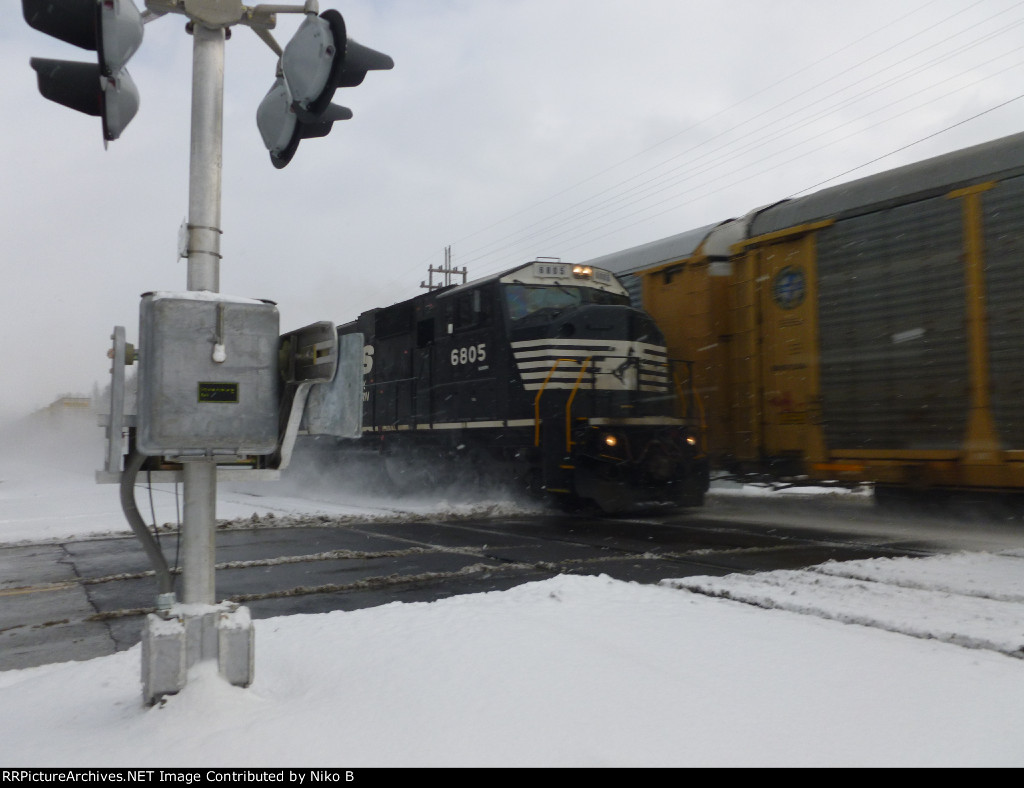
[
  {"x1": 603, "y1": 433, "x2": 619, "y2": 448},
  {"x1": 572, "y1": 265, "x2": 593, "y2": 279},
  {"x1": 686, "y1": 435, "x2": 698, "y2": 446}
]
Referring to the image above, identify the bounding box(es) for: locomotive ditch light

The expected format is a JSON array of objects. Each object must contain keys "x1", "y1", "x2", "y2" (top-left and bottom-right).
[{"x1": 604, "y1": 433, "x2": 619, "y2": 448}]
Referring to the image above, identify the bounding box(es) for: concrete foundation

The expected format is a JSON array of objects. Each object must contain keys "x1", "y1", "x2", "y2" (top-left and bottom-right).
[{"x1": 141, "y1": 602, "x2": 254, "y2": 705}]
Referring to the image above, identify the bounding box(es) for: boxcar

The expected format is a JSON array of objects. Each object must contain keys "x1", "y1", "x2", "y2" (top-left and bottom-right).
[{"x1": 585, "y1": 131, "x2": 1024, "y2": 496}]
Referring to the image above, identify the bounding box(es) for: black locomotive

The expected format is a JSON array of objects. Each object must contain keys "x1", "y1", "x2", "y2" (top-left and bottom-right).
[{"x1": 329, "y1": 259, "x2": 710, "y2": 511}]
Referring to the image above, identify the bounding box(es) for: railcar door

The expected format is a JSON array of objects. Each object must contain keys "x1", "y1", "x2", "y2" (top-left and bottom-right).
[{"x1": 745, "y1": 233, "x2": 826, "y2": 464}]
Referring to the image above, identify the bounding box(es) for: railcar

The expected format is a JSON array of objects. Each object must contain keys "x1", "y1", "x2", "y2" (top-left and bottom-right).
[
  {"x1": 326, "y1": 259, "x2": 710, "y2": 511},
  {"x1": 584, "y1": 131, "x2": 1024, "y2": 500}
]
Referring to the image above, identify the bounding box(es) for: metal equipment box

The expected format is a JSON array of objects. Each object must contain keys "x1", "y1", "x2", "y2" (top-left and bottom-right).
[{"x1": 136, "y1": 292, "x2": 280, "y2": 457}]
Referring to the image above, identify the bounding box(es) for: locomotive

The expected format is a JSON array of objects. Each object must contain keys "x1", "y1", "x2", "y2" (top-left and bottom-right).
[{"x1": 325, "y1": 259, "x2": 710, "y2": 511}]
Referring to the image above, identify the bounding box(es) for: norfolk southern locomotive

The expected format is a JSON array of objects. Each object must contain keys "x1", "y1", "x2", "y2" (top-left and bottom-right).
[{"x1": 332, "y1": 259, "x2": 709, "y2": 511}]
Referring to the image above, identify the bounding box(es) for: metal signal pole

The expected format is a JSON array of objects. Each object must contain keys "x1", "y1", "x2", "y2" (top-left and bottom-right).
[
  {"x1": 22, "y1": 0, "x2": 392, "y2": 704},
  {"x1": 181, "y1": 20, "x2": 225, "y2": 609}
]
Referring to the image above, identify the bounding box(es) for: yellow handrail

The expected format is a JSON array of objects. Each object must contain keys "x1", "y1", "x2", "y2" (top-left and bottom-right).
[
  {"x1": 533, "y1": 357, "x2": 591, "y2": 447},
  {"x1": 534, "y1": 359, "x2": 572, "y2": 446},
  {"x1": 565, "y1": 357, "x2": 592, "y2": 450}
]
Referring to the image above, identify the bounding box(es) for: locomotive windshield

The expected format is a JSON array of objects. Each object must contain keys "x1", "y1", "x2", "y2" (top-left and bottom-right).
[{"x1": 503, "y1": 284, "x2": 630, "y2": 323}]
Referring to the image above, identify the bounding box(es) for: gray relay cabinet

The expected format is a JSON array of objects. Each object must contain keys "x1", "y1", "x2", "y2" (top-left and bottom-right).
[{"x1": 136, "y1": 292, "x2": 280, "y2": 457}]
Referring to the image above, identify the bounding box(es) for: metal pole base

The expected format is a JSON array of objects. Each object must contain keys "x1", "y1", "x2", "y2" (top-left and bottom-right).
[{"x1": 141, "y1": 601, "x2": 254, "y2": 706}]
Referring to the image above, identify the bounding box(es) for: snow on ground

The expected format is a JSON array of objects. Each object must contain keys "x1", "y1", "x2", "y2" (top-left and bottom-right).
[
  {"x1": 670, "y1": 551, "x2": 1024, "y2": 657},
  {"x1": 2, "y1": 413, "x2": 1024, "y2": 767}
]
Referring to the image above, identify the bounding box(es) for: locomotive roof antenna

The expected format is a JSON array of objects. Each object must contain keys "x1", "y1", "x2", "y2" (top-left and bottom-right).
[{"x1": 421, "y1": 246, "x2": 468, "y2": 291}]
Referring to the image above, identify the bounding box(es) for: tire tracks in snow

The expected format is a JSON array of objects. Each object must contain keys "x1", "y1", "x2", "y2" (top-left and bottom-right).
[{"x1": 665, "y1": 551, "x2": 1024, "y2": 659}]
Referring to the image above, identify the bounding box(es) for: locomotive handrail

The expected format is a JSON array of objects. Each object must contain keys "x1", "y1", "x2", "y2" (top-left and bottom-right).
[
  {"x1": 534, "y1": 357, "x2": 591, "y2": 447},
  {"x1": 564, "y1": 357, "x2": 592, "y2": 451}
]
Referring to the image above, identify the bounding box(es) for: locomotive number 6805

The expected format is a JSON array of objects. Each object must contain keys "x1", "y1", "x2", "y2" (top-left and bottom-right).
[
  {"x1": 327, "y1": 259, "x2": 709, "y2": 512},
  {"x1": 451, "y1": 343, "x2": 486, "y2": 366}
]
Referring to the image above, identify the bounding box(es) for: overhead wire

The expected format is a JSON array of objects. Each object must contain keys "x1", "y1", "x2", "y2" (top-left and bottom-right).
[
  {"x1": 785, "y1": 92, "x2": 1024, "y2": 199},
  {"x1": 540, "y1": 84, "x2": 1024, "y2": 260},
  {"x1": 365, "y1": 0, "x2": 950, "y2": 300},
  {"x1": 448, "y1": 0, "x2": 951, "y2": 251},
  {"x1": 368, "y1": 0, "x2": 1024, "y2": 300},
  {"x1": 471, "y1": 29, "x2": 1024, "y2": 269},
  {"x1": 473, "y1": 47, "x2": 1024, "y2": 270},
  {"x1": 460, "y1": 3, "x2": 1024, "y2": 276},
  {"x1": 453, "y1": 0, "x2": 1005, "y2": 273}
]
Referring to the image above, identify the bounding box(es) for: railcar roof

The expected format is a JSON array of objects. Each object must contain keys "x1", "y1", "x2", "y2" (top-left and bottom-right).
[
  {"x1": 579, "y1": 223, "x2": 721, "y2": 276},
  {"x1": 751, "y1": 131, "x2": 1024, "y2": 236},
  {"x1": 563, "y1": 131, "x2": 1024, "y2": 273}
]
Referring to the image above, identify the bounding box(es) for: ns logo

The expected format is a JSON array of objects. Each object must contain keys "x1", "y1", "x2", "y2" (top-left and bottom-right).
[{"x1": 361, "y1": 345, "x2": 374, "y2": 402}]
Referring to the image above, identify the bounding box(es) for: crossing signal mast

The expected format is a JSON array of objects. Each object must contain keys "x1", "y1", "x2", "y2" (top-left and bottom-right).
[
  {"x1": 22, "y1": 0, "x2": 392, "y2": 167},
  {"x1": 21, "y1": 0, "x2": 392, "y2": 704}
]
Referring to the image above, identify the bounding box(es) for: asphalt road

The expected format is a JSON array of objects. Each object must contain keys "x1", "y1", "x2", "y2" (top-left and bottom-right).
[{"x1": 4, "y1": 491, "x2": 1022, "y2": 671}]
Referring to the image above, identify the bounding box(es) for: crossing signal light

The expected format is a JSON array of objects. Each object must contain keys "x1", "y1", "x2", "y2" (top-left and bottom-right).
[
  {"x1": 256, "y1": 9, "x2": 393, "y2": 168},
  {"x1": 22, "y1": 0, "x2": 144, "y2": 142}
]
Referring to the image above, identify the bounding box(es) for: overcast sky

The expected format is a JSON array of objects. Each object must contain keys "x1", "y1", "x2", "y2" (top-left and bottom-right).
[{"x1": 4, "y1": 0, "x2": 1024, "y2": 422}]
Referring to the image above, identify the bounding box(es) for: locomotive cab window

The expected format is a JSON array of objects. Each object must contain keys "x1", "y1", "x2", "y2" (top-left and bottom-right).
[
  {"x1": 451, "y1": 289, "x2": 492, "y2": 333},
  {"x1": 503, "y1": 284, "x2": 630, "y2": 323}
]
